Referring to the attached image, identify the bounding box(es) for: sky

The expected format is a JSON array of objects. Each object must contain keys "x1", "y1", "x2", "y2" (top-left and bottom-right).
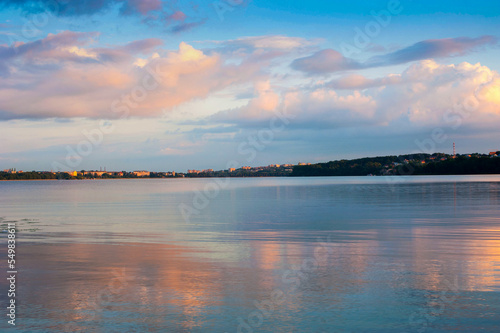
[{"x1": 1, "y1": 0, "x2": 499, "y2": 172}]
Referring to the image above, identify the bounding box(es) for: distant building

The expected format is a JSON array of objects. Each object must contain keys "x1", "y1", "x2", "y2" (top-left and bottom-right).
[
  {"x1": 83, "y1": 171, "x2": 108, "y2": 177},
  {"x1": 241, "y1": 166, "x2": 251, "y2": 170},
  {"x1": 188, "y1": 170, "x2": 201, "y2": 174},
  {"x1": 228, "y1": 168, "x2": 236, "y2": 173},
  {"x1": 132, "y1": 171, "x2": 150, "y2": 177}
]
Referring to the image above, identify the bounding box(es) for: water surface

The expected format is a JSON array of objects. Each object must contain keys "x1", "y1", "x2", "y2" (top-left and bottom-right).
[{"x1": 1, "y1": 176, "x2": 499, "y2": 332}]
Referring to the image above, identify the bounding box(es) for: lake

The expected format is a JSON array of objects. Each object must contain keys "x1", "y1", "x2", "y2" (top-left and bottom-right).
[{"x1": 1, "y1": 176, "x2": 499, "y2": 332}]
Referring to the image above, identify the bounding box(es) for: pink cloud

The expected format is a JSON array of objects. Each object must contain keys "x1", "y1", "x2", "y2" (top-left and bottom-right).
[
  {"x1": 120, "y1": 0, "x2": 162, "y2": 15},
  {"x1": 167, "y1": 11, "x2": 187, "y2": 21},
  {"x1": 326, "y1": 74, "x2": 402, "y2": 90},
  {"x1": 0, "y1": 31, "x2": 163, "y2": 75},
  {"x1": 0, "y1": 36, "x2": 265, "y2": 119}
]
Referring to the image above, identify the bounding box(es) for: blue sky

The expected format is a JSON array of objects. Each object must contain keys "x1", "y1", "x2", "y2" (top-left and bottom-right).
[{"x1": 1, "y1": 0, "x2": 500, "y2": 172}]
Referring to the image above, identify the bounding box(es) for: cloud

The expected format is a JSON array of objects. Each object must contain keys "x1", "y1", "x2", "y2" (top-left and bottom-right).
[
  {"x1": 291, "y1": 49, "x2": 362, "y2": 74},
  {"x1": 0, "y1": 31, "x2": 163, "y2": 76},
  {"x1": 3, "y1": 30, "x2": 499, "y2": 132},
  {"x1": 209, "y1": 81, "x2": 377, "y2": 130},
  {"x1": 221, "y1": 35, "x2": 319, "y2": 51},
  {"x1": 210, "y1": 60, "x2": 500, "y2": 132},
  {"x1": 203, "y1": 35, "x2": 320, "y2": 61},
  {"x1": 155, "y1": 7, "x2": 207, "y2": 34},
  {"x1": 1, "y1": 0, "x2": 162, "y2": 17},
  {"x1": 0, "y1": 33, "x2": 268, "y2": 120},
  {"x1": 120, "y1": 38, "x2": 164, "y2": 54},
  {"x1": 169, "y1": 19, "x2": 207, "y2": 34},
  {"x1": 166, "y1": 11, "x2": 187, "y2": 21},
  {"x1": 0, "y1": 31, "x2": 100, "y2": 75},
  {"x1": 1, "y1": 0, "x2": 206, "y2": 32},
  {"x1": 119, "y1": 0, "x2": 162, "y2": 16},
  {"x1": 366, "y1": 36, "x2": 497, "y2": 67},
  {"x1": 0, "y1": 31, "x2": 98, "y2": 60},
  {"x1": 292, "y1": 36, "x2": 497, "y2": 74},
  {"x1": 94, "y1": 38, "x2": 164, "y2": 62},
  {"x1": 210, "y1": 81, "x2": 281, "y2": 124},
  {"x1": 325, "y1": 74, "x2": 402, "y2": 90}
]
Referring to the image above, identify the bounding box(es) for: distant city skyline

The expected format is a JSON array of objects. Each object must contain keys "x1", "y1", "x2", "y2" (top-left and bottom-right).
[
  {"x1": 3, "y1": 150, "x2": 499, "y2": 182},
  {"x1": 1, "y1": 0, "x2": 500, "y2": 171},
  {"x1": 4, "y1": 150, "x2": 499, "y2": 174}
]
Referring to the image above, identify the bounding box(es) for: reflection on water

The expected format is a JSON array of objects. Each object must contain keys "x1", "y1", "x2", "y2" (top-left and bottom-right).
[{"x1": 1, "y1": 176, "x2": 500, "y2": 332}]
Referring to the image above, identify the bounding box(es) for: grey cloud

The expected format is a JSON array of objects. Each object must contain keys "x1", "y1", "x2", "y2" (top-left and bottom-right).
[
  {"x1": 2, "y1": 1, "x2": 207, "y2": 33},
  {"x1": 366, "y1": 36, "x2": 497, "y2": 67},
  {"x1": 0, "y1": 31, "x2": 98, "y2": 60},
  {"x1": 0, "y1": 31, "x2": 99, "y2": 76},
  {"x1": 292, "y1": 36, "x2": 497, "y2": 74},
  {"x1": 169, "y1": 19, "x2": 207, "y2": 34},
  {"x1": 325, "y1": 74, "x2": 402, "y2": 90},
  {"x1": 1, "y1": 0, "x2": 160, "y2": 17},
  {"x1": 0, "y1": 32, "x2": 162, "y2": 75}
]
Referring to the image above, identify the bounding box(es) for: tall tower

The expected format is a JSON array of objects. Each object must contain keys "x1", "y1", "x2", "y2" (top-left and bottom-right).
[{"x1": 453, "y1": 142, "x2": 456, "y2": 156}]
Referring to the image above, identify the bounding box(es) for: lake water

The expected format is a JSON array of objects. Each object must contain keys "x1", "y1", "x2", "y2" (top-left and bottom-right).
[{"x1": 1, "y1": 176, "x2": 500, "y2": 332}]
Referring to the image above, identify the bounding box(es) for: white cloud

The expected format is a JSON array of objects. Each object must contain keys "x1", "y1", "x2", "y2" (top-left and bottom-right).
[{"x1": 208, "y1": 60, "x2": 500, "y2": 132}]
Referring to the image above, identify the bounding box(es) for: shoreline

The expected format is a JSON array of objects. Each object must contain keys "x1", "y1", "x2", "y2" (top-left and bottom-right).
[
  {"x1": 2, "y1": 174, "x2": 500, "y2": 182},
  {"x1": 0, "y1": 179, "x2": 61, "y2": 182}
]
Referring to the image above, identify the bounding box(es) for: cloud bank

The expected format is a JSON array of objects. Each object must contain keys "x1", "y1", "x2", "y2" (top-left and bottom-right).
[
  {"x1": 211, "y1": 60, "x2": 500, "y2": 131},
  {"x1": 1, "y1": 33, "x2": 499, "y2": 131},
  {"x1": 0, "y1": 31, "x2": 279, "y2": 119}
]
